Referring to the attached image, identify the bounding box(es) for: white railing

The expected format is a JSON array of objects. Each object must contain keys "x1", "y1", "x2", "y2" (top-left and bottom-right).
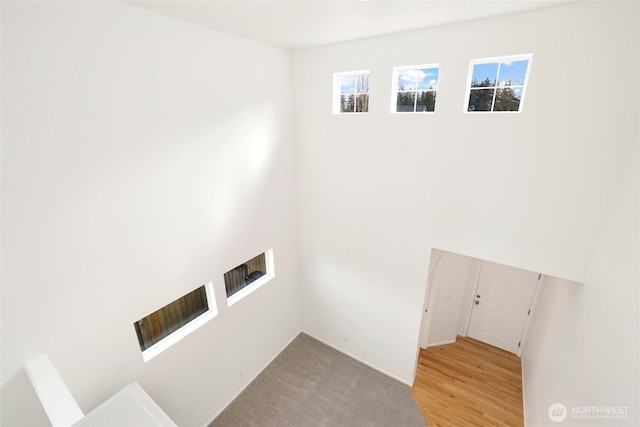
[
  {"x1": 24, "y1": 354, "x2": 84, "y2": 427},
  {"x1": 24, "y1": 354, "x2": 177, "y2": 427}
]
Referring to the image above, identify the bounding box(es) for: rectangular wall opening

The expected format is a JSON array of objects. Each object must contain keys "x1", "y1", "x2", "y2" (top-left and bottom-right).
[
  {"x1": 224, "y1": 249, "x2": 275, "y2": 306},
  {"x1": 134, "y1": 281, "x2": 217, "y2": 362}
]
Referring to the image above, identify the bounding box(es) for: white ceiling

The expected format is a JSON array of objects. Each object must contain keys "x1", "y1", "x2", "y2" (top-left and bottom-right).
[{"x1": 126, "y1": 0, "x2": 574, "y2": 50}]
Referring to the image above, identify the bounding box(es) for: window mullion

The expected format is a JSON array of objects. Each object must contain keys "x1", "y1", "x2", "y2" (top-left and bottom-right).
[
  {"x1": 413, "y1": 68, "x2": 418, "y2": 113},
  {"x1": 353, "y1": 80, "x2": 358, "y2": 112},
  {"x1": 490, "y1": 62, "x2": 501, "y2": 111}
]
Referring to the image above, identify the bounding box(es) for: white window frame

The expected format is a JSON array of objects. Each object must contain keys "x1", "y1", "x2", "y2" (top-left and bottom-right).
[
  {"x1": 226, "y1": 248, "x2": 275, "y2": 307},
  {"x1": 333, "y1": 70, "x2": 370, "y2": 114},
  {"x1": 139, "y1": 281, "x2": 218, "y2": 363},
  {"x1": 391, "y1": 63, "x2": 440, "y2": 114},
  {"x1": 464, "y1": 54, "x2": 533, "y2": 113}
]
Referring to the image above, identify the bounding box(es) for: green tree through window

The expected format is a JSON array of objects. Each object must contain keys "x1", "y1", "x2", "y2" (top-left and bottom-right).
[
  {"x1": 393, "y1": 65, "x2": 439, "y2": 113},
  {"x1": 466, "y1": 55, "x2": 532, "y2": 112},
  {"x1": 335, "y1": 71, "x2": 369, "y2": 113}
]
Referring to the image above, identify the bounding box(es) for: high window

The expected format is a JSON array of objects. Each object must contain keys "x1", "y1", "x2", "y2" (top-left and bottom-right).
[
  {"x1": 392, "y1": 64, "x2": 439, "y2": 113},
  {"x1": 334, "y1": 70, "x2": 370, "y2": 113},
  {"x1": 465, "y1": 54, "x2": 532, "y2": 112},
  {"x1": 224, "y1": 249, "x2": 275, "y2": 306},
  {"x1": 134, "y1": 281, "x2": 217, "y2": 362}
]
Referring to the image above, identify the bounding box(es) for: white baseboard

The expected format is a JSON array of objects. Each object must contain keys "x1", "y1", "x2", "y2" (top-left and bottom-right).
[
  {"x1": 425, "y1": 338, "x2": 457, "y2": 348},
  {"x1": 201, "y1": 331, "x2": 301, "y2": 427},
  {"x1": 202, "y1": 329, "x2": 419, "y2": 427},
  {"x1": 301, "y1": 330, "x2": 414, "y2": 387}
]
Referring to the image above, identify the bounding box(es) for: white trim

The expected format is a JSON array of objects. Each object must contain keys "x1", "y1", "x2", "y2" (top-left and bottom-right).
[
  {"x1": 419, "y1": 253, "x2": 442, "y2": 348},
  {"x1": 463, "y1": 53, "x2": 533, "y2": 113},
  {"x1": 141, "y1": 281, "x2": 217, "y2": 363},
  {"x1": 74, "y1": 382, "x2": 177, "y2": 427},
  {"x1": 516, "y1": 274, "x2": 544, "y2": 357},
  {"x1": 463, "y1": 260, "x2": 484, "y2": 335},
  {"x1": 333, "y1": 70, "x2": 370, "y2": 114},
  {"x1": 521, "y1": 360, "x2": 528, "y2": 427},
  {"x1": 226, "y1": 248, "x2": 275, "y2": 307},
  {"x1": 410, "y1": 346, "x2": 419, "y2": 387},
  {"x1": 226, "y1": 272, "x2": 274, "y2": 306},
  {"x1": 202, "y1": 331, "x2": 301, "y2": 427},
  {"x1": 464, "y1": 262, "x2": 542, "y2": 355},
  {"x1": 202, "y1": 330, "x2": 415, "y2": 427},
  {"x1": 390, "y1": 63, "x2": 439, "y2": 114},
  {"x1": 24, "y1": 354, "x2": 84, "y2": 427},
  {"x1": 425, "y1": 338, "x2": 457, "y2": 348},
  {"x1": 302, "y1": 331, "x2": 413, "y2": 386}
]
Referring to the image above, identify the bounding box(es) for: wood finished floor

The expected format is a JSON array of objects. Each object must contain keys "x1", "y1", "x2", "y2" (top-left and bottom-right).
[{"x1": 409, "y1": 336, "x2": 524, "y2": 427}]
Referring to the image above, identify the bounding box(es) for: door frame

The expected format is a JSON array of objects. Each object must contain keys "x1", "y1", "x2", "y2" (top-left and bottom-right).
[
  {"x1": 460, "y1": 259, "x2": 484, "y2": 343},
  {"x1": 516, "y1": 274, "x2": 544, "y2": 356},
  {"x1": 419, "y1": 253, "x2": 443, "y2": 349},
  {"x1": 462, "y1": 261, "x2": 544, "y2": 356}
]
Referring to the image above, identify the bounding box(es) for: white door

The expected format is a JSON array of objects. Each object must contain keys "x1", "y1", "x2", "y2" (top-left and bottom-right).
[{"x1": 466, "y1": 261, "x2": 540, "y2": 353}]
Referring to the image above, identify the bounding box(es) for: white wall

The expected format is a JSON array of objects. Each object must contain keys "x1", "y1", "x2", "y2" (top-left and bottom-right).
[
  {"x1": 2, "y1": 1, "x2": 638, "y2": 425},
  {"x1": 1, "y1": 2, "x2": 300, "y2": 426},
  {"x1": 522, "y1": 141, "x2": 639, "y2": 424},
  {"x1": 293, "y1": 1, "x2": 639, "y2": 385}
]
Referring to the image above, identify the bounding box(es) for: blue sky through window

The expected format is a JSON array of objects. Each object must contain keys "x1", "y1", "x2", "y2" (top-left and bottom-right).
[
  {"x1": 471, "y1": 63, "x2": 498, "y2": 86},
  {"x1": 471, "y1": 60, "x2": 529, "y2": 87},
  {"x1": 467, "y1": 54, "x2": 532, "y2": 112},
  {"x1": 497, "y1": 60, "x2": 528, "y2": 86},
  {"x1": 335, "y1": 71, "x2": 370, "y2": 113},
  {"x1": 339, "y1": 74, "x2": 357, "y2": 95},
  {"x1": 397, "y1": 67, "x2": 439, "y2": 91},
  {"x1": 504, "y1": 86, "x2": 524, "y2": 100}
]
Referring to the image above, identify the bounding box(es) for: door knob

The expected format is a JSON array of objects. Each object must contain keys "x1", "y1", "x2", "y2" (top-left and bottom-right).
[{"x1": 475, "y1": 300, "x2": 480, "y2": 305}]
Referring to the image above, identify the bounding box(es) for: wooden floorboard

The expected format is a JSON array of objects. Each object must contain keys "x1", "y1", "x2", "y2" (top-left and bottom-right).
[{"x1": 409, "y1": 336, "x2": 524, "y2": 427}]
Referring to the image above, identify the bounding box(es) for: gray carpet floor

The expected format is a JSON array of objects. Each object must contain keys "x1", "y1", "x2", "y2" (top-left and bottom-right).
[{"x1": 210, "y1": 333, "x2": 427, "y2": 427}]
